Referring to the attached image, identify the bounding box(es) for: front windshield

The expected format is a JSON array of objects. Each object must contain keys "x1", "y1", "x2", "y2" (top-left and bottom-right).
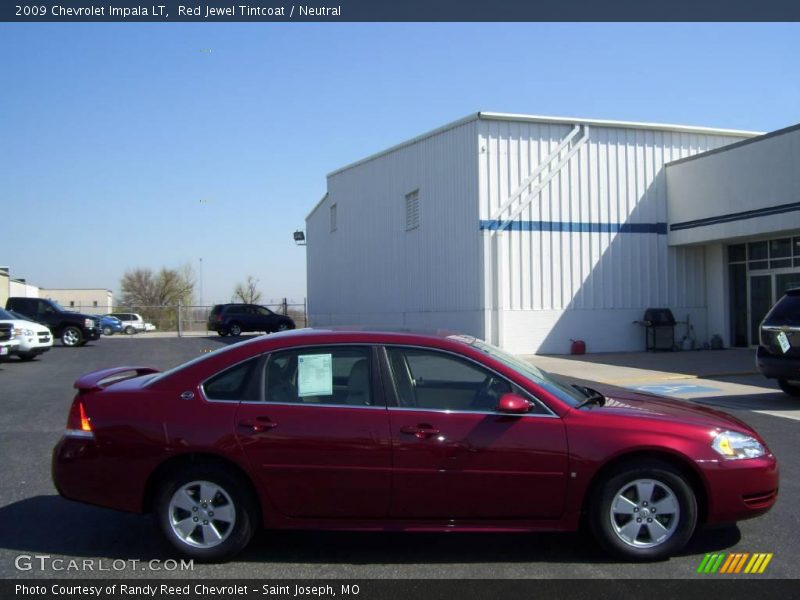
[
  {"x1": 49, "y1": 300, "x2": 66, "y2": 311},
  {"x1": 468, "y1": 338, "x2": 585, "y2": 407}
]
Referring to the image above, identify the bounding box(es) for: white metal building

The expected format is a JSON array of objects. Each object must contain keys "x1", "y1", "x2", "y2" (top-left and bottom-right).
[{"x1": 306, "y1": 112, "x2": 778, "y2": 354}]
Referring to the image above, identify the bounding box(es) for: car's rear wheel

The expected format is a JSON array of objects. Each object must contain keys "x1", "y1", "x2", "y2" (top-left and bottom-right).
[
  {"x1": 125, "y1": 326, "x2": 136, "y2": 335},
  {"x1": 61, "y1": 326, "x2": 82, "y2": 347},
  {"x1": 229, "y1": 323, "x2": 242, "y2": 336},
  {"x1": 778, "y1": 379, "x2": 800, "y2": 396},
  {"x1": 154, "y1": 465, "x2": 258, "y2": 562},
  {"x1": 590, "y1": 460, "x2": 697, "y2": 561},
  {"x1": 217, "y1": 330, "x2": 228, "y2": 337}
]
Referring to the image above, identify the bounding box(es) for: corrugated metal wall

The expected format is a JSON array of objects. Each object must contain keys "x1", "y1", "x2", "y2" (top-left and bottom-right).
[
  {"x1": 306, "y1": 119, "x2": 483, "y2": 334},
  {"x1": 476, "y1": 119, "x2": 746, "y2": 352}
]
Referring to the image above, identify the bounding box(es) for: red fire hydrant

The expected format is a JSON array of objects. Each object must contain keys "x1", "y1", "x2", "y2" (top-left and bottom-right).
[{"x1": 570, "y1": 339, "x2": 586, "y2": 355}]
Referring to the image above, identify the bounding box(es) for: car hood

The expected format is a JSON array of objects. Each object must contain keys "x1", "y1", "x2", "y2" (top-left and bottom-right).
[
  {"x1": 582, "y1": 383, "x2": 756, "y2": 434},
  {"x1": 0, "y1": 318, "x2": 51, "y2": 335}
]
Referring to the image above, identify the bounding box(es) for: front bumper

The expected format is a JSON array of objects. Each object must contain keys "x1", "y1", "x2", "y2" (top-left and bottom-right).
[
  {"x1": 701, "y1": 453, "x2": 779, "y2": 523},
  {"x1": 83, "y1": 327, "x2": 102, "y2": 341}
]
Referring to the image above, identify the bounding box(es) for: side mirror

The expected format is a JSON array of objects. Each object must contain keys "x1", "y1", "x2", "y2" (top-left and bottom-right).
[{"x1": 496, "y1": 393, "x2": 531, "y2": 414}]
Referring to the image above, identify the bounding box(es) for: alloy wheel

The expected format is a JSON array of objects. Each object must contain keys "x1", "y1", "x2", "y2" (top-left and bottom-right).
[
  {"x1": 609, "y1": 478, "x2": 680, "y2": 549},
  {"x1": 167, "y1": 480, "x2": 236, "y2": 549}
]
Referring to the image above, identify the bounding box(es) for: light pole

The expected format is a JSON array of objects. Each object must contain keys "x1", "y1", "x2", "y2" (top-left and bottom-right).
[{"x1": 199, "y1": 257, "x2": 204, "y2": 307}]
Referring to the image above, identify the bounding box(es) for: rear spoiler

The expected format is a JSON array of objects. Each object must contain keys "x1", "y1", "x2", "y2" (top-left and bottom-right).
[{"x1": 74, "y1": 366, "x2": 160, "y2": 392}]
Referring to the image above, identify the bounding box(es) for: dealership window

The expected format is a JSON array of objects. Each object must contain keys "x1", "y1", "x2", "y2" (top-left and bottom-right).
[
  {"x1": 330, "y1": 203, "x2": 337, "y2": 232},
  {"x1": 728, "y1": 236, "x2": 800, "y2": 348},
  {"x1": 405, "y1": 190, "x2": 420, "y2": 231}
]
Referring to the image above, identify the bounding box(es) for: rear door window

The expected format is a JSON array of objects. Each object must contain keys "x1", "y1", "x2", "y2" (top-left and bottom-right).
[{"x1": 264, "y1": 346, "x2": 376, "y2": 407}]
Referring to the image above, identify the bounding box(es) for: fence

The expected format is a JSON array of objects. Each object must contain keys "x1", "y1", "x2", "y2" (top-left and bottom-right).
[{"x1": 69, "y1": 299, "x2": 308, "y2": 336}]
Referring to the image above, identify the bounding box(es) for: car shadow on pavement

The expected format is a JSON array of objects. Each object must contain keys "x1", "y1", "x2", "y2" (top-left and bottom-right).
[{"x1": 0, "y1": 495, "x2": 740, "y2": 565}]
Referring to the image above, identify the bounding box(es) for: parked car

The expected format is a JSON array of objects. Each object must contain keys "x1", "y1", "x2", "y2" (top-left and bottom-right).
[
  {"x1": 95, "y1": 315, "x2": 124, "y2": 336},
  {"x1": 0, "y1": 322, "x2": 20, "y2": 362},
  {"x1": 756, "y1": 287, "x2": 800, "y2": 396},
  {"x1": 0, "y1": 308, "x2": 54, "y2": 360},
  {"x1": 5, "y1": 297, "x2": 101, "y2": 347},
  {"x1": 207, "y1": 303, "x2": 295, "y2": 336},
  {"x1": 106, "y1": 313, "x2": 148, "y2": 335},
  {"x1": 53, "y1": 329, "x2": 778, "y2": 562}
]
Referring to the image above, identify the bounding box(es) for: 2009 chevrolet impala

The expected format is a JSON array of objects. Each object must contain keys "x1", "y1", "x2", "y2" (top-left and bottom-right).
[{"x1": 52, "y1": 329, "x2": 778, "y2": 561}]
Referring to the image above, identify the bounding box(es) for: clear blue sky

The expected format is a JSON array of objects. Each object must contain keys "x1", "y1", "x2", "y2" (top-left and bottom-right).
[{"x1": 1, "y1": 23, "x2": 798, "y2": 305}]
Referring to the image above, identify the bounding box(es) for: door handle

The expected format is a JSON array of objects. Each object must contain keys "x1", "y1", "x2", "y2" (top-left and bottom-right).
[
  {"x1": 400, "y1": 424, "x2": 440, "y2": 439},
  {"x1": 238, "y1": 418, "x2": 278, "y2": 433}
]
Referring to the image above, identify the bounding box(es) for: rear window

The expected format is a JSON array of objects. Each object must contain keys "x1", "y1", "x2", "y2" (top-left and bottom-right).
[
  {"x1": 764, "y1": 294, "x2": 800, "y2": 325},
  {"x1": 210, "y1": 305, "x2": 223, "y2": 316}
]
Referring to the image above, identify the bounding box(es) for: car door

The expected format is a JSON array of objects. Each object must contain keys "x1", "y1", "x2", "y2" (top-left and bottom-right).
[
  {"x1": 233, "y1": 345, "x2": 392, "y2": 518},
  {"x1": 383, "y1": 346, "x2": 569, "y2": 520},
  {"x1": 254, "y1": 306, "x2": 277, "y2": 332}
]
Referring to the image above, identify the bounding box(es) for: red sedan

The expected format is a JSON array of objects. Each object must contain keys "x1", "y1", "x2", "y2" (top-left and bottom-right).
[{"x1": 52, "y1": 329, "x2": 778, "y2": 562}]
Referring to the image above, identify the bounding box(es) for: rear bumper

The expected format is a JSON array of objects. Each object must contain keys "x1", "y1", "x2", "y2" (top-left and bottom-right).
[
  {"x1": 756, "y1": 345, "x2": 800, "y2": 379},
  {"x1": 52, "y1": 434, "x2": 143, "y2": 513},
  {"x1": 702, "y1": 454, "x2": 779, "y2": 523}
]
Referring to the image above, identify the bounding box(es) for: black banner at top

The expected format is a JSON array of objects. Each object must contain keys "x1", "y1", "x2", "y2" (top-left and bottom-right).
[{"x1": 3, "y1": 0, "x2": 800, "y2": 22}]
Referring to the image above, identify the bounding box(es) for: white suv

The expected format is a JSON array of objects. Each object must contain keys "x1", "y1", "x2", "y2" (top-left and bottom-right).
[
  {"x1": 0, "y1": 309, "x2": 53, "y2": 361},
  {"x1": 106, "y1": 312, "x2": 151, "y2": 335}
]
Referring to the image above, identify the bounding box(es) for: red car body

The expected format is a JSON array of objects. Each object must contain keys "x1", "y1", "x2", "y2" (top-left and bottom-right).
[{"x1": 52, "y1": 330, "x2": 778, "y2": 559}]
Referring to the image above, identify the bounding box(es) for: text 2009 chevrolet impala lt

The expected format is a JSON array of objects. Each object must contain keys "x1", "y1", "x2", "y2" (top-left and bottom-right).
[{"x1": 53, "y1": 330, "x2": 778, "y2": 561}]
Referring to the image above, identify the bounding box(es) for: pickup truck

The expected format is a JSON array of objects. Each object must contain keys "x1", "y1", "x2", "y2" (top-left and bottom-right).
[{"x1": 5, "y1": 297, "x2": 101, "y2": 347}]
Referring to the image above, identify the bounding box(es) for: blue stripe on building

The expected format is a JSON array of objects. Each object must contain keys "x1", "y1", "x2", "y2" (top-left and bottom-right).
[
  {"x1": 670, "y1": 201, "x2": 800, "y2": 232},
  {"x1": 479, "y1": 220, "x2": 668, "y2": 234}
]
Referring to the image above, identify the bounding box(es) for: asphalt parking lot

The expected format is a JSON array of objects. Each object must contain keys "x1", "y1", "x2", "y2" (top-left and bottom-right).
[{"x1": 0, "y1": 337, "x2": 797, "y2": 580}]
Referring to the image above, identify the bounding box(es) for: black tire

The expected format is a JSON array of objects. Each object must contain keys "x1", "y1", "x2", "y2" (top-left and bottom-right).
[
  {"x1": 102, "y1": 326, "x2": 113, "y2": 336},
  {"x1": 217, "y1": 330, "x2": 228, "y2": 337},
  {"x1": 18, "y1": 353, "x2": 37, "y2": 361},
  {"x1": 277, "y1": 322, "x2": 290, "y2": 332},
  {"x1": 154, "y1": 464, "x2": 258, "y2": 562},
  {"x1": 61, "y1": 326, "x2": 83, "y2": 347},
  {"x1": 125, "y1": 326, "x2": 136, "y2": 335},
  {"x1": 229, "y1": 323, "x2": 242, "y2": 337},
  {"x1": 589, "y1": 460, "x2": 697, "y2": 561},
  {"x1": 778, "y1": 379, "x2": 800, "y2": 397}
]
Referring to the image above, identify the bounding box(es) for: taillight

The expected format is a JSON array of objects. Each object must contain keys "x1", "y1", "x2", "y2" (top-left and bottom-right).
[
  {"x1": 66, "y1": 397, "x2": 94, "y2": 438},
  {"x1": 216, "y1": 315, "x2": 223, "y2": 322}
]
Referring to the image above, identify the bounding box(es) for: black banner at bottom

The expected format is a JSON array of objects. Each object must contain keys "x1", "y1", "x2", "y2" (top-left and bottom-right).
[{"x1": 3, "y1": 580, "x2": 799, "y2": 600}]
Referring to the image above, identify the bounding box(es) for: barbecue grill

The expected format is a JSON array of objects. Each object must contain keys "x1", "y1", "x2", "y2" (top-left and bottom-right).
[{"x1": 636, "y1": 308, "x2": 677, "y2": 352}]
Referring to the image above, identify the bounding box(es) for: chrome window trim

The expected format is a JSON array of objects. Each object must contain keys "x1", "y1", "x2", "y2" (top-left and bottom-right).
[
  {"x1": 381, "y1": 344, "x2": 558, "y2": 418},
  {"x1": 387, "y1": 405, "x2": 560, "y2": 419},
  {"x1": 237, "y1": 400, "x2": 387, "y2": 410}
]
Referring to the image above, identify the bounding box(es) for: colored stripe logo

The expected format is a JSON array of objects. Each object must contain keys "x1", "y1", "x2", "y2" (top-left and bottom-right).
[{"x1": 696, "y1": 553, "x2": 773, "y2": 574}]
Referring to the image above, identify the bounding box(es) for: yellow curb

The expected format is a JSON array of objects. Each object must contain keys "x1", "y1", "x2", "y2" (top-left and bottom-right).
[{"x1": 602, "y1": 371, "x2": 760, "y2": 385}]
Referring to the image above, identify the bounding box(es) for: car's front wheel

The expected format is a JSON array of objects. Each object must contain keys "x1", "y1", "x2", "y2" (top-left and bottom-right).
[
  {"x1": 590, "y1": 460, "x2": 697, "y2": 561},
  {"x1": 61, "y1": 326, "x2": 83, "y2": 347},
  {"x1": 154, "y1": 465, "x2": 258, "y2": 562},
  {"x1": 778, "y1": 379, "x2": 800, "y2": 397},
  {"x1": 102, "y1": 326, "x2": 113, "y2": 336}
]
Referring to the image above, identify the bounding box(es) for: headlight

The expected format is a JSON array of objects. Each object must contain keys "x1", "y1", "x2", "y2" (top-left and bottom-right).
[
  {"x1": 23, "y1": 329, "x2": 34, "y2": 337},
  {"x1": 84, "y1": 319, "x2": 93, "y2": 328},
  {"x1": 712, "y1": 430, "x2": 766, "y2": 460}
]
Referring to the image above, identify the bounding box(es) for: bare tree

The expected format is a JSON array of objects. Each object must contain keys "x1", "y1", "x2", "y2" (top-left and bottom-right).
[
  {"x1": 233, "y1": 276, "x2": 263, "y2": 304},
  {"x1": 120, "y1": 265, "x2": 195, "y2": 307}
]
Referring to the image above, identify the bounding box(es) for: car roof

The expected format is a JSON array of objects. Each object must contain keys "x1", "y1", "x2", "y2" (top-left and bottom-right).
[{"x1": 261, "y1": 327, "x2": 478, "y2": 346}]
